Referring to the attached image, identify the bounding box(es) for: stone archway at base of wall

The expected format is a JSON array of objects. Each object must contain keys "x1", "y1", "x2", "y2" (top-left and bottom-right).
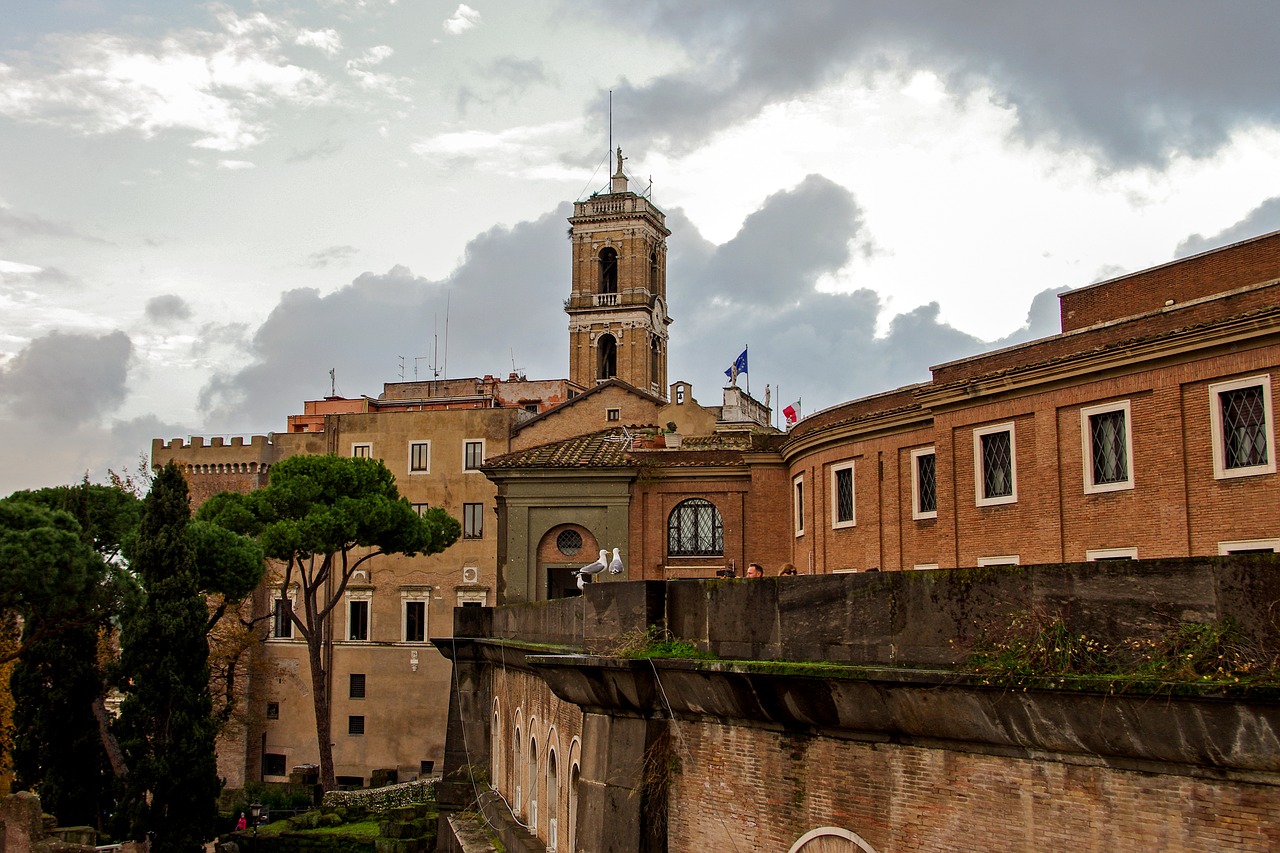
[{"x1": 788, "y1": 826, "x2": 879, "y2": 853}]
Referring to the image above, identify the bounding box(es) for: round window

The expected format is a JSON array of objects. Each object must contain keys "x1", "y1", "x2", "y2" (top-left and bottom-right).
[{"x1": 556, "y1": 529, "x2": 583, "y2": 557}]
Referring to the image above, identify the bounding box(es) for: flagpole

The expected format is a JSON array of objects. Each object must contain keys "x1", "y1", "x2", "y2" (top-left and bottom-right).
[{"x1": 744, "y1": 344, "x2": 749, "y2": 396}]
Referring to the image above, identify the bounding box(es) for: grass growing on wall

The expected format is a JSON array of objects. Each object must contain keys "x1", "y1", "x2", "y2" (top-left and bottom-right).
[
  {"x1": 965, "y1": 609, "x2": 1280, "y2": 690},
  {"x1": 608, "y1": 625, "x2": 714, "y2": 660}
]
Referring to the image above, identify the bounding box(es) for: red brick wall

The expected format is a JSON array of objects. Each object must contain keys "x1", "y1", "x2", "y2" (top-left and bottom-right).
[
  {"x1": 666, "y1": 720, "x2": 1280, "y2": 852},
  {"x1": 1059, "y1": 231, "x2": 1280, "y2": 332},
  {"x1": 785, "y1": 341, "x2": 1280, "y2": 569}
]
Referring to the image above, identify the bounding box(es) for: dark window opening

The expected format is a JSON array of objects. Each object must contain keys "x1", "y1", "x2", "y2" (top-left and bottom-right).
[
  {"x1": 599, "y1": 248, "x2": 618, "y2": 294},
  {"x1": 981, "y1": 431, "x2": 1013, "y2": 498},
  {"x1": 464, "y1": 503, "x2": 484, "y2": 539},
  {"x1": 1090, "y1": 410, "x2": 1128, "y2": 484},
  {"x1": 263, "y1": 753, "x2": 287, "y2": 776},
  {"x1": 348, "y1": 715, "x2": 365, "y2": 735},
  {"x1": 405, "y1": 600, "x2": 425, "y2": 642},
  {"x1": 349, "y1": 673, "x2": 366, "y2": 699},
  {"x1": 667, "y1": 498, "x2": 724, "y2": 557},
  {"x1": 272, "y1": 598, "x2": 293, "y2": 638},
  {"x1": 598, "y1": 334, "x2": 617, "y2": 380},
  {"x1": 834, "y1": 467, "x2": 854, "y2": 524},
  {"x1": 266, "y1": 702, "x2": 279, "y2": 720},
  {"x1": 1221, "y1": 385, "x2": 1268, "y2": 468},
  {"x1": 917, "y1": 453, "x2": 937, "y2": 514},
  {"x1": 349, "y1": 600, "x2": 368, "y2": 641}
]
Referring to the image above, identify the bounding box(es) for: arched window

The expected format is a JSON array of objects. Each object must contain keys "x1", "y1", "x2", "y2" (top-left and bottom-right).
[
  {"x1": 527, "y1": 735, "x2": 539, "y2": 829},
  {"x1": 668, "y1": 498, "x2": 724, "y2": 556},
  {"x1": 568, "y1": 762, "x2": 580, "y2": 852},
  {"x1": 597, "y1": 334, "x2": 617, "y2": 381},
  {"x1": 491, "y1": 698, "x2": 502, "y2": 788},
  {"x1": 546, "y1": 749, "x2": 559, "y2": 849},
  {"x1": 649, "y1": 246, "x2": 660, "y2": 292},
  {"x1": 650, "y1": 336, "x2": 661, "y2": 385},
  {"x1": 513, "y1": 722, "x2": 523, "y2": 814},
  {"x1": 599, "y1": 248, "x2": 618, "y2": 294}
]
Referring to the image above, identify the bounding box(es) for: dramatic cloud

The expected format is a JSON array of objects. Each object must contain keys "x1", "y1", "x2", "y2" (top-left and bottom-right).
[
  {"x1": 0, "y1": 10, "x2": 331, "y2": 150},
  {"x1": 198, "y1": 177, "x2": 1063, "y2": 430},
  {"x1": 0, "y1": 330, "x2": 132, "y2": 425},
  {"x1": 1176, "y1": 197, "x2": 1280, "y2": 258},
  {"x1": 593, "y1": 2, "x2": 1280, "y2": 165},
  {"x1": 144, "y1": 294, "x2": 193, "y2": 325}
]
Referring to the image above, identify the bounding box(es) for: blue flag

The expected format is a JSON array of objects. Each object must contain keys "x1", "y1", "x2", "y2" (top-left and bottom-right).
[{"x1": 724, "y1": 348, "x2": 748, "y2": 379}]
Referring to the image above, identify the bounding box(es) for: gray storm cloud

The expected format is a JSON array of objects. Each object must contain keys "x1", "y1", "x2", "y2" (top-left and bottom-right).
[
  {"x1": 588, "y1": 1, "x2": 1280, "y2": 166},
  {"x1": 197, "y1": 175, "x2": 1064, "y2": 429},
  {"x1": 145, "y1": 294, "x2": 193, "y2": 325},
  {"x1": 0, "y1": 330, "x2": 132, "y2": 426}
]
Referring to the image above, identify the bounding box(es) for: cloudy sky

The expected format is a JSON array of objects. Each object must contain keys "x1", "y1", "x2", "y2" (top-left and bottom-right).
[{"x1": 2, "y1": 1, "x2": 1279, "y2": 493}]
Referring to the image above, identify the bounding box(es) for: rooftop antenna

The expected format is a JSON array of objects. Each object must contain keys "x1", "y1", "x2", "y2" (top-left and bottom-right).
[
  {"x1": 608, "y1": 89, "x2": 612, "y2": 174},
  {"x1": 442, "y1": 291, "x2": 450, "y2": 383},
  {"x1": 510, "y1": 348, "x2": 525, "y2": 381},
  {"x1": 397, "y1": 356, "x2": 404, "y2": 381},
  {"x1": 329, "y1": 368, "x2": 336, "y2": 397}
]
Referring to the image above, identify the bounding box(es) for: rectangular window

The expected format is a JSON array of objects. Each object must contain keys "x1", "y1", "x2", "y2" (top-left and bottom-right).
[
  {"x1": 1217, "y1": 538, "x2": 1280, "y2": 555},
  {"x1": 352, "y1": 443, "x2": 372, "y2": 458},
  {"x1": 974, "y1": 423, "x2": 1017, "y2": 506},
  {"x1": 266, "y1": 702, "x2": 280, "y2": 720},
  {"x1": 463, "y1": 503, "x2": 484, "y2": 539},
  {"x1": 464, "y1": 440, "x2": 485, "y2": 470},
  {"x1": 1081, "y1": 401, "x2": 1133, "y2": 493},
  {"x1": 408, "y1": 440, "x2": 430, "y2": 473},
  {"x1": 1210, "y1": 375, "x2": 1274, "y2": 479},
  {"x1": 411, "y1": 503, "x2": 430, "y2": 516},
  {"x1": 793, "y1": 475, "x2": 805, "y2": 537},
  {"x1": 263, "y1": 753, "x2": 287, "y2": 776},
  {"x1": 830, "y1": 462, "x2": 855, "y2": 528},
  {"x1": 976, "y1": 555, "x2": 1020, "y2": 567},
  {"x1": 349, "y1": 673, "x2": 366, "y2": 699},
  {"x1": 272, "y1": 598, "x2": 293, "y2": 639},
  {"x1": 348, "y1": 715, "x2": 365, "y2": 736},
  {"x1": 606, "y1": 408, "x2": 621, "y2": 422},
  {"x1": 348, "y1": 600, "x2": 369, "y2": 641},
  {"x1": 404, "y1": 600, "x2": 426, "y2": 643},
  {"x1": 911, "y1": 448, "x2": 937, "y2": 519},
  {"x1": 1086, "y1": 547, "x2": 1138, "y2": 561}
]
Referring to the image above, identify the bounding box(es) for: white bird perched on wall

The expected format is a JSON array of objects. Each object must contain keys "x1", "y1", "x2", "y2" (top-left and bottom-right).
[
  {"x1": 576, "y1": 549, "x2": 608, "y2": 585},
  {"x1": 609, "y1": 547, "x2": 623, "y2": 575}
]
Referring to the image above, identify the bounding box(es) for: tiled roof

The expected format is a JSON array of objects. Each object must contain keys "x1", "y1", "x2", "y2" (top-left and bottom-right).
[
  {"x1": 484, "y1": 429, "x2": 783, "y2": 472},
  {"x1": 483, "y1": 430, "x2": 636, "y2": 470}
]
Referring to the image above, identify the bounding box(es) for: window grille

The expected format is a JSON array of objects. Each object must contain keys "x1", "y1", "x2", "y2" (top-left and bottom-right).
[{"x1": 667, "y1": 498, "x2": 723, "y2": 556}]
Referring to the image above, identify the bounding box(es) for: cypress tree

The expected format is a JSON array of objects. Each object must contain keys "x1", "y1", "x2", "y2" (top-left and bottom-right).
[{"x1": 116, "y1": 463, "x2": 219, "y2": 852}]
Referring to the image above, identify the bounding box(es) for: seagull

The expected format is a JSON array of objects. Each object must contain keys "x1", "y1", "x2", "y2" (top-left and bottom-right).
[
  {"x1": 576, "y1": 549, "x2": 608, "y2": 585},
  {"x1": 608, "y1": 547, "x2": 624, "y2": 575}
]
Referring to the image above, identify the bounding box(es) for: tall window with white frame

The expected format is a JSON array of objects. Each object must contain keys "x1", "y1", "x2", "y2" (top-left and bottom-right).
[
  {"x1": 1081, "y1": 400, "x2": 1134, "y2": 493},
  {"x1": 1209, "y1": 375, "x2": 1274, "y2": 479},
  {"x1": 272, "y1": 594, "x2": 294, "y2": 639},
  {"x1": 830, "y1": 461, "x2": 855, "y2": 529},
  {"x1": 352, "y1": 442, "x2": 372, "y2": 458},
  {"x1": 974, "y1": 423, "x2": 1017, "y2": 506},
  {"x1": 794, "y1": 475, "x2": 805, "y2": 536},
  {"x1": 402, "y1": 588, "x2": 429, "y2": 643},
  {"x1": 347, "y1": 595, "x2": 370, "y2": 641},
  {"x1": 463, "y1": 503, "x2": 484, "y2": 539},
  {"x1": 408, "y1": 440, "x2": 430, "y2": 474},
  {"x1": 464, "y1": 440, "x2": 485, "y2": 471},
  {"x1": 911, "y1": 447, "x2": 937, "y2": 520}
]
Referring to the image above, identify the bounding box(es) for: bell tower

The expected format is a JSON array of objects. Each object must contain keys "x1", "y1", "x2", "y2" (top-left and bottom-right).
[{"x1": 566, "y1": 148, "x2": 672, "y2": 399}]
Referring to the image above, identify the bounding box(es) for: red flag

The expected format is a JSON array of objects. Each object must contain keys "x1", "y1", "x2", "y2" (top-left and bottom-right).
[{"x1": 783, "y1": 402, "x2": 799, "y2": 425}]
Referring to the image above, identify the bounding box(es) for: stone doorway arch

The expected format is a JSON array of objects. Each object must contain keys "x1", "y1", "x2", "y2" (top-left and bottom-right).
[{"x1": 788, "y1": 827, "x2": 879, "y2": 853}]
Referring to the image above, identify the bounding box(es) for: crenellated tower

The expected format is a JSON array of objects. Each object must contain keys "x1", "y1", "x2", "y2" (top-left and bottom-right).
[{"x1": 566, "y1": 148, "x2": 672, "y2": 399}]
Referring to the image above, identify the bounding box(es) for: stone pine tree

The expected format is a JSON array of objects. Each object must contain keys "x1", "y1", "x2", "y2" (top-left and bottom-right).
[
  {"x1": 198, "y1": 454, "x2": 460, "y2": 790},
  {"x1": 0, "y1": 485, "x2": 139, "y2": 827},
  {"x1": 116, "y1": 463, "x2": 220, "y2": 853}
]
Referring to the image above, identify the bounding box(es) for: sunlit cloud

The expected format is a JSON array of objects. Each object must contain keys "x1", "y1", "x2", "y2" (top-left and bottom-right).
[{"x1": 443, "y1": 4, "x2": 481, "y2": 35}]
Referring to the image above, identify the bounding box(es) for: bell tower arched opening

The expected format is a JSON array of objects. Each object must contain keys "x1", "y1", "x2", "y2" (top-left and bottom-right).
[
  {"x1": 597, "y1": 334, "x2": 617, "y2": 381},
  {"x1": 599, "y1": 248, "x2": 618, "y2": 295}
]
